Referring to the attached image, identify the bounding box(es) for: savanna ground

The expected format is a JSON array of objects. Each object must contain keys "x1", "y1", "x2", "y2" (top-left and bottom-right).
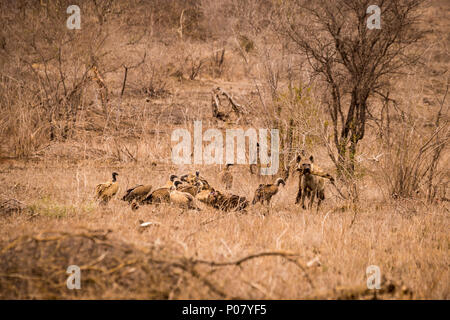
[{"x1": 0, "y1": 0, "x2": 448, "y2": 299}]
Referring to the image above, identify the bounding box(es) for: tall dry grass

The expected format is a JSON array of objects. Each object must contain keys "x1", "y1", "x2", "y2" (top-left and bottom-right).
[{"x1": 0, "y1": 162, "x2": 448, "y2": 299}]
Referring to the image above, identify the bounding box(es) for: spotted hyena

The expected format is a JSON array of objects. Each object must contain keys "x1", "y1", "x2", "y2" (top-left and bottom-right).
[{"x1": 295, "y1": 154, "x2": 333, "y2": 211}]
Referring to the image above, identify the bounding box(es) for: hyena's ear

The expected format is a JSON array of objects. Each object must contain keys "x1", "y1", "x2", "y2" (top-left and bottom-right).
[
  {"x1": 296, "y1": 155, "x2": 302, "y2": 163},
  {"x1": 309, "y1": 155, "x2": 314, "y2": 163}
]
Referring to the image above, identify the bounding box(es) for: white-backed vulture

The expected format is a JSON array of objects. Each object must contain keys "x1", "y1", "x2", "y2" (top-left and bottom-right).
[
  {"x1": 220, "y1": 164, "x2": 233, "y2": 190},
  {"x1": 180, "y1": 171, "x2": 200, "y2": 185},
  {"x1": 143, "y1": 187, "x2": 170, "y2": 204},
  {"x1": 195, "y1": 183, "x2": 215, "y2": 205},
  {"x1": 252, "y1": 178, "x2": 285, "y2": 205},
  {"x1": 176, "y1": 181, "x2": 201, "y2": 197},
  {"x1": 95, "y1": 172, "x2": 119, "y2": 204},
  {"x1": 122, "y1": 184, "x2": 152, "y2": 204},
  {"x1": 169, "y1": 181, "x2": 200, "y2": 210},
  {"x1": 164, "y1": 174, "x2": 179, "y2": 188},
  {"x1": 208, "y1": 190, "x2": 249, "y2": 211}
]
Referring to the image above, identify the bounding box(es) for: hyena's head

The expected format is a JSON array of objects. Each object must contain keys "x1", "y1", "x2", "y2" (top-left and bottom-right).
[{"x1": 296, "y1": 154, "x2": 315, "y2": 174}]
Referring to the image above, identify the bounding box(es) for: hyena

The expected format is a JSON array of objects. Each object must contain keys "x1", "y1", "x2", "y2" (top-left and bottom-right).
[{"x1": 295, "y1": 154, "x2": 333, "y2": 211}]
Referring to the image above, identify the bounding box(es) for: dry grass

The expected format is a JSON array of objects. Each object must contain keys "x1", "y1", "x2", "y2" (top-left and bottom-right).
[{"x1": 0, "y1": 162, "x2": 448, "y2": 299}]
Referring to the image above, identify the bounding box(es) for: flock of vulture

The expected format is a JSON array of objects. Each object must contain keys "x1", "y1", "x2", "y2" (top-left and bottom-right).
[
  {"x1": 94, "y1": 154, "x2": 335, "y2": 213},
  {"x1": 94, "y1": 165, "x2": 287, "y2": 212}
]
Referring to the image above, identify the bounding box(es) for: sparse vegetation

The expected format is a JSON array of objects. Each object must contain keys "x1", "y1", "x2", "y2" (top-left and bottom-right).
[{"x1": 0, "y1": 0, "x2": 448, "y2": 300}]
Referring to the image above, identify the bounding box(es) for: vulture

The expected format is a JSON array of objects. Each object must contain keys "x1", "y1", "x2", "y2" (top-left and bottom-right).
[
  {"x1": 208, "y1": 190, "x2": 248, "y2": 211},
  {"x1": 197, "y1": 177, "x2": 211, "y2": 190},
  {"x1": 95, "y1": 172, "x2": 119, "y2": 204},
  {"x1": 122, "y1": 184, "x2": 152, "y2": 204},
  {"x1": 176, "y1": 181, "x2": 202, "y2": 197},
  {"x1": 169, "y1": 181, "x2": 200, "y2": 210},
  {"x1": 252, "y1": 178, "x2": 285, "y2": 205},
  {"x1": 196, "y1": 189, "x2": 214, "y2": 204},
  {"x1": 220, "y1": 164, "x2": 233, "y2": 190},
  {"x1": 164, "y1": 174, "x2": 179, "y2": 188},
  {"x1": 180, "y1": 170, "x2": 200, "y2": 185},
  {"x1": 180, "y1": 171, "x2": 212, "y2": 190},
  {"x1": 195, "y1": 182, "x2": 216, "y2": 205},
  {"x1": 143, "y1": 187, "x2": 171, "y2": 204}
]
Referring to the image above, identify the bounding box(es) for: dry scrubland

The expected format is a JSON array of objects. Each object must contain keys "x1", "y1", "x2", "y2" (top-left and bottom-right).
[{"x1": 0, "y1": 0, "x2": 449, "y2": 299}]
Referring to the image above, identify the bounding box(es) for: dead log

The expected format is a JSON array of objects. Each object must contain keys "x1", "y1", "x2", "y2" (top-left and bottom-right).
[
  {"x1": 217, "y1": 87, "x2": 247, "y2": 115},
  {"x1": 211, "y1": 88, "x2": 228, "y2": 121}
]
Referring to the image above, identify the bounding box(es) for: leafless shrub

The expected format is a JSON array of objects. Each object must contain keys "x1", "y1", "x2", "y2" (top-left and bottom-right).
[
  {"x1": 138, "y1": 62, "x2": 171, "y2": 99},
  {"x1": 91, "y1": 0, "x2": 115, "y2": 25},
  {"x1": 136, "y1": 0, "x2": 207, "y2": 40},
  {"x1": 375, "y1": 83, "x2": 449, "y2": 202},
  {"x1": 0, "y1": 79, "x2": 48, "y2": 157},
  {"x1": 0, "y1": 1, "x2": 109, "y2": 156},
  {"x1": 186, "y1": 51, "x2": 207, "y2": 80},
  {"x1": 209, "y1": 47, "x2": 226, "y2": 78},
  {"x1": 238, "y1": 35, "x2": 255, "y2": 53}
]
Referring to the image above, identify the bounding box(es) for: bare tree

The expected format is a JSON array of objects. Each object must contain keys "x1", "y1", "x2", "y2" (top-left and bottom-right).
[
  {"x1": 274, "y1": 0, "x2": 426, "y2": 176},
  {"x1": 0, "y1": 1, "x2": 110, "y2": 155}
]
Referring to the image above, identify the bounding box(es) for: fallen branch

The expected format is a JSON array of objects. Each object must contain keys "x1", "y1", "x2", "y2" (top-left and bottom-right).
[
  {"x1": 211, "y1": 88, "x2": 228, "y2": 121},
  {"x1": 211, "y1": 87, "x2": 248, "y2": 122},
  {"x1": 217, "y1": 87, "x2": 248, "y2": 115},
  {"x1": 192, "y1": 251, "x2": 297, "y2": 267},
  {"x1": 189, "y1": 251, "x2": 314, "y2": 289}
]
